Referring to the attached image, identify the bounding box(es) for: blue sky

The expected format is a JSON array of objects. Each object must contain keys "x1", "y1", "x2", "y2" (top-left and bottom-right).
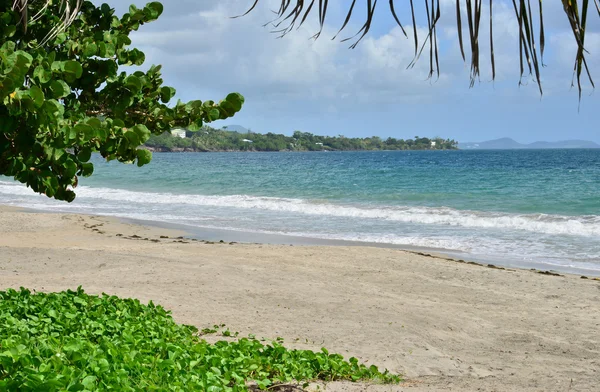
[{"x1": 101, "y1": 0, "x2": 600, "y2": 143}]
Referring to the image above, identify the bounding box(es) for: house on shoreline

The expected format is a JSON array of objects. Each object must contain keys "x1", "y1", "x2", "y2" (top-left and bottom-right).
[{"x1": 171, "y1": 129, "x2": 187, "y2": 138}]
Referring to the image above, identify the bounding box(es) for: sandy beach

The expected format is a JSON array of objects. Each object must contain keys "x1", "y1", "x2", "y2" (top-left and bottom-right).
[{"x1": 0, "y1": 205, "x2": 599, "y2": 391}]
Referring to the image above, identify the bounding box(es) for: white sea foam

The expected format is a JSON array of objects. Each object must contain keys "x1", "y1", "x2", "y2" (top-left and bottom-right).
[
  {"x1": 187, "y1": 225, "x2": 475, "y2": 252},
  {"x1": 1, "y1": 181, "x2": 598, "y2": 237}
]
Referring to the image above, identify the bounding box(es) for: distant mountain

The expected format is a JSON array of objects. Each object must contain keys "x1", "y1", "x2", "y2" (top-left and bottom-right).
[
  {"x1": 221, "y1": 124, "x2": 249, "y2": 133},
  {"x1": 526, "y1": 140, "x2": 600, "y2": 149},
  {"x1": 459, "y1": 137, "x2": 600, "y2": 150}
]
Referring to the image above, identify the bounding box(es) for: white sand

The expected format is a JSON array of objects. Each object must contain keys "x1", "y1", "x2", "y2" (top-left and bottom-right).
[{"x1": 1, "y1": 206, "x2": 599, "y2": 391}]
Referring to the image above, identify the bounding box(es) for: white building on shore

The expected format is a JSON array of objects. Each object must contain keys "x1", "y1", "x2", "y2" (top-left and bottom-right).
[{"x1": 171, "y1": 129, "x2": 187, "y2": 138}]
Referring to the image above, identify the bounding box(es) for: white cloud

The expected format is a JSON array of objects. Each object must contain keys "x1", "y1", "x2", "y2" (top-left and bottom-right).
[
  {"x1": 96, "y1": 0, "x2": 599, "y2": 138},
  {"x1": 117, "y1": 1, "x2": 596, "y2": 97},
  {"x1": 126, "y1": 1, "x2": 467, "y2": 107}
]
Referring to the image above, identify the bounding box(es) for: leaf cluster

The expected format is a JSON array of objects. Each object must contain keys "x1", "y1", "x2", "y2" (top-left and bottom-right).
[
  {"x1": 0, "y1": 1, "x2": 244, "y2": 201},
  {"x1": 0, "y1": 287, "x2": 401, "y2": 391}
]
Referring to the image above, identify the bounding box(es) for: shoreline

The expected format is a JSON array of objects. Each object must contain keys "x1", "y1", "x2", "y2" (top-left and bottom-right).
[
  {"x1": 1, "y1": 205, "x2": 600, "y2": 390},
  {"x1": 13, "y1": 204, "x2": 600, "y2": 277},
  {"x1": 125, "y1": 216, "x2": 600, "y2": 277},
  {"x1": 143, "y1": 147, "x2": 599, "y2": 152},
  {"x1": 143, "y1": 148, "x2": 459, "y2": 153}
]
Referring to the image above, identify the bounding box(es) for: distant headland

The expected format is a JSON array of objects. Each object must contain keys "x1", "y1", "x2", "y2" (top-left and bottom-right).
[
  {"x1": 459, "y1": 137, "x2": 600, "y2": 150},
  {"x1": 144, "y1": 126, "x2": 459, "y2": 152}
]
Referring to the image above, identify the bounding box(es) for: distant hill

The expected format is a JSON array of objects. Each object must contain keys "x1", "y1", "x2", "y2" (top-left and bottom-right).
[
  {"x1": 459, "y1": 137, "x2": 600, "y2": 150},
  {"x1": 221, "y1": 124, "x2": 249, "y2": 133},
  {"x1": 146, "y1": 126, "x2": 458, "y2": 152}
]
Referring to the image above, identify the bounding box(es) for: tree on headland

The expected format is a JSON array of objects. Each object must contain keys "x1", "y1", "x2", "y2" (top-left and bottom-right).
[
  {"x1": 144, "y1": 126, "x2": 459, "y2": 152},
  {"x1": 0, "y1": 1, "x2": 244, "y2": 201}
]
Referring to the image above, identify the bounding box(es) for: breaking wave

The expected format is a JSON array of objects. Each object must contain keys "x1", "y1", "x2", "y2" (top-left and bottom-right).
[{"x1": 1, "y1": 181, "x2": 597, "y2": 237}]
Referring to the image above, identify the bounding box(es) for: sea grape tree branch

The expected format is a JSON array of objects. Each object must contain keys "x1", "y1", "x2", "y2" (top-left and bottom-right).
[{"x1": 1, "y1": 0, "x2": 244, "y2": 201}]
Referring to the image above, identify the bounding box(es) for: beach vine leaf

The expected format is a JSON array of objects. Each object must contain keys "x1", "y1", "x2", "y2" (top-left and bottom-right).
[
  {"x1": 0, "y1": 287, "x2": 401, "y2": 390},
  {"x1": 0, "y1": 0, "x2": 244, "y2": 201}
]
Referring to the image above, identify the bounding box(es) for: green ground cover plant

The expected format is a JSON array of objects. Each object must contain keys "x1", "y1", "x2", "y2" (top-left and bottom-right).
[{"x1": 0, "y1": 287, "x2": 401, "y2": 391}]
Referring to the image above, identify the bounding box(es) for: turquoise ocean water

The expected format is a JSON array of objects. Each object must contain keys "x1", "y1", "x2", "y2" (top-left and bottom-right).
[{"x1": 1, "y1": 149, "x2": 599, "y2": 274}]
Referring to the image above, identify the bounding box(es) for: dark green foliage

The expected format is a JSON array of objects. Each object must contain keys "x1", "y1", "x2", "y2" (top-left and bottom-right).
[
  {"x1": 0, "y1": 1, "x2": 244, "y2": 201},
  {"x1": 146, "y1": 127, "x2": 458, "y2": 152},
  {"x1": 0, "y1": 287, "x2": 401, "y2": 391}
]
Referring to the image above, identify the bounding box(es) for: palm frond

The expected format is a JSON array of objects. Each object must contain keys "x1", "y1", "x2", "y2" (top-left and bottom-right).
[
  {"x1": 11, "y1": 0, "x2": 82, "y2": 43},
  {"x1": 241, "y1": 0, "x2": 598, "y2": 96}
]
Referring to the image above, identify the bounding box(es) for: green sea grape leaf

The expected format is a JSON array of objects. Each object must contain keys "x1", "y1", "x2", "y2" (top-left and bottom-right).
[
  {"x1": 86, "y1": 117, "x2": 102, "y2": 129},
  {"x1": 124, "y1": 74, "x2": 142, "y2": 92},
  {"x1": 73, "y1": 123, "x2": 94, "y2": 141},
  {"x1": 208, "y1": 108, "x2": 220, "y2": 121},
  {"x1": 28, "y1": 85, "x2": 44, "y2": 107},
  {"x1": 63, "y1": 160, "x2": 77, "y2": 179},
  {"x1": 82, "y1": 42, "x2": 97, "y2": 58},
  {"x1": 124, "y1": 130, "x2": 140, "y2": 145},
  {"x1": 225, "y1": 93, "x2": 244, "y2": 112},
  {"x1": 63, "y1": 60, "x2": 83, "y2": 78},
  {"x1": 81, "y1": 162, "x2": 94, "y2": 176},
  {"x1": 144, "y1": 2, "x2": 164, "y2": 20},
  {"x1": 42, "y1": 99, "x2": 64, "y2": 119},
  {"x1": 160, "y1": 86, "x2": 175, "y2": 103},
  {"x1": 77, "y1": 148, "x2": 92, "y2": 162},
  {"x1": 49, "y1": 80, "x2": 69, "y2": 98},
  {"x1": 33, "y1": 66, "x2": 52, "y2": 83},
  {"x1": 132, "y1": 124, "x2": 150, "y2": 143},
  {"x1": 136, "y1": 149, "x2": 152, "y2": 166}
]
